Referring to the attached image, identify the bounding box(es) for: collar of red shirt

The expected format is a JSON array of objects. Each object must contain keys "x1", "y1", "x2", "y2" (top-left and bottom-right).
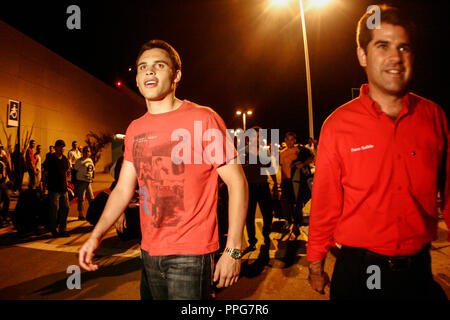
[{"x1": 358, "y1": 84, "x2": 412, "y2": 119}]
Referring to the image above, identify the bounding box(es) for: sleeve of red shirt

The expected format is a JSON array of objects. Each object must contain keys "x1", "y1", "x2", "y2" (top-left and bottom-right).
[
  {"x1": 437, "y1": 107, "x2": 450, "y2": 241},
  {"x1": 203, "y1": 111, "x2": 237, "y2": 169},
  {"x1": 123, "y1": 122, "x2": 135, "y2": 163},
  {"x1": 306, "y1": 118, "x2": 344, "y2": 262}
]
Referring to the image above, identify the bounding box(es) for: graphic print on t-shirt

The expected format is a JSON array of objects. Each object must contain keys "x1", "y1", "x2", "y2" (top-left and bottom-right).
[{"x1": 133, "y1": 132, "x2": 185, "y2": 228}]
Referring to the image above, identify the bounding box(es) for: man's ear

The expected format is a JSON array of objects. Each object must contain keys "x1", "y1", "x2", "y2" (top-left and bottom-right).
[
  {"x1": 173, "y1": 69, "x2": 182, "y2": 84},
  {"x1": 357, "y1": 47, "x2": 367, "y2": 67}
]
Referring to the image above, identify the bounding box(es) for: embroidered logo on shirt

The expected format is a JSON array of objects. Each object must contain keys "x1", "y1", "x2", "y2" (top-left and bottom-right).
[{"x1": 350, "y1": 144, "x2": 374, "y2": 152}]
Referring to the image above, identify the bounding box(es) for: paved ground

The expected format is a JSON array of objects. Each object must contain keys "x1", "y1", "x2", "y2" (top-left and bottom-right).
[{"x1": 0, "y1": 173, "x2": 449, "y2": 300}]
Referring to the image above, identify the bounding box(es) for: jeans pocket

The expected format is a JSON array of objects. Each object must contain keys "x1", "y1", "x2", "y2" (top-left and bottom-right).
[{"x1": 166, "y1": 254, "x2": 212, "y2": 300}]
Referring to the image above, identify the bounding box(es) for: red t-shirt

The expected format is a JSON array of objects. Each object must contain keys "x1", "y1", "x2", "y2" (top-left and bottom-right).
[
  {"x1": 307, "y1": 84, "x2": 450, "y2": 261},
  {"x1": 124, "y1": 100, "x2": 235, "y2": 256},
  {"x1": 26, "y1": 148, "x2": 36, "y2": 168}
]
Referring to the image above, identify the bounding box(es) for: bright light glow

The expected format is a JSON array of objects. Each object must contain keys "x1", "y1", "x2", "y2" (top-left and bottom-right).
[
  {"x1": 115, "y1": 134, "x2": 125, "y2": 139},
  {"x1": 270, "y1": 0, "x2": 289, "y2": 7},
  {"x1": 247, "y1": 111, "x2": 253, "y2": 115},
  {"x1": 236, "y1": 111, "x2": 242, "y2": 115},
  {"x1": 309, "y1": 0, "x2": 331, "y2": 7}
]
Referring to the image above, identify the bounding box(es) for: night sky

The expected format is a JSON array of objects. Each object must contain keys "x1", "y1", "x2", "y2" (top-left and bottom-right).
[{"x1": 1, "y1": 0, "x2": 449, "y2": 143}]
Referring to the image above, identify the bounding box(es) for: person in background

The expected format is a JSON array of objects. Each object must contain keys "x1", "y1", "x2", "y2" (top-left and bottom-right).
[
  {"x1": 25, "y1": 140, "x2": 36, "y2": 189},
  {"x1": 0, "y1": 150, "x2": 10, "y2": 227},
  {"x1": 290, "y1": 146, "x2": 314, "y2": 237},
  {"x1": 68, "y1": 141, "x2": 82, "y2": 183},
  {"x1": 279, "y1": 132, "x2": 300, "y2": 231},
  {"x1": 45, "y1": 145, "x2": 55, "y2": 161},
  {"x1": 0, "y1": 145, "x2": 7, "y2": 159},
  {"x1": 43, "y1": 139, "x2": 70, "y2": 238},
  {"x1": 242, "y1": 126, "x2": 277, "y2": 255},
  {"x1": 304, "y1": 137, "x2": 317, "y2": 158},
  {"x1": 74, "y1": 146, "x2": 95, "y2": 221},
  {"x1": 34, "y1": 145, "x2": 42, "y2": 190},
  {"x1": 109, "y1": 145, "x2": 125, "y2": 191}
]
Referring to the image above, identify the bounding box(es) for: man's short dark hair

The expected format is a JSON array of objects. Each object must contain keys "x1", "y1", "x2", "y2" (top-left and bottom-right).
[
  {"x1": 55, "y1": 140, "x2": 66, "y2": 148},
  {"x1": 136, "y1": 39, "x2": 182, "y2": 73},
  {"x1": 356, "y1": 4, "x2": 416, "y2": 53},
  {"x1": 285, "y1": 132, "x2": 297, "y2": 139},
  {"x1": 294, "y1": 146, "x2": 314, "y2": 165}
]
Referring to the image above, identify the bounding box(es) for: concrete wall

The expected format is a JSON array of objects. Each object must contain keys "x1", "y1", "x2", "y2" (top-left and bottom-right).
[{"x1": 0, "y1": 20, "x2": 145, "y2": 172}]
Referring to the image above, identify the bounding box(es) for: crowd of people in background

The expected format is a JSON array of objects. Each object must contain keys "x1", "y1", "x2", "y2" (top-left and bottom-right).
[
  {"x1": 240, "y1": 130, "x2": 318, "y2": 255},
  {"x1": 0, "y1": 132, "x2": 317, "y2": 246},
  {"x1": 0, "y1": 139, "x2": 95, "y2": 235}
]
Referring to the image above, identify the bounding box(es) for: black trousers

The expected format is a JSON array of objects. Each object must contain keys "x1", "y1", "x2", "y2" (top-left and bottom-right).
[
  {"x1": 0, "y1": 182, "x2": 10, "y2": 219},
  {"x1": 27, "y1": 168, "x2": 35, "y2": 189},
  {"x1": 330, "y1": 244, "x2": 447, "y2": 300},
  {"x1": 246, "y1": 183, "x2": 273, "y2": 246}
]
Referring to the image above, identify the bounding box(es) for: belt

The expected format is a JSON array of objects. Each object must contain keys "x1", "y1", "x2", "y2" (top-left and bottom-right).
[{"x1": 341, "y1": 244, "x2": 430, "y2": 272}]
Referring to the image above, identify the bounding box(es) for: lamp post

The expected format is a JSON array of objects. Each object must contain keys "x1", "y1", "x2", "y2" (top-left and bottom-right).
[
  {"x1": 236, "y1": 110, "x2": 253, "y2": 132},
  {"x1": 299, "y1": 0, "x2": 314, "y2": 140},
  {"x1": 269, "y1": 0, "x2": 331, "y2": 139}
]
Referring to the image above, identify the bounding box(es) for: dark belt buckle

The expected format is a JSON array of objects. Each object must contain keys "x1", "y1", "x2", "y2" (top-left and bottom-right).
[{"x1": 388, "y1": 257, "x2": 411, "y2": 271}]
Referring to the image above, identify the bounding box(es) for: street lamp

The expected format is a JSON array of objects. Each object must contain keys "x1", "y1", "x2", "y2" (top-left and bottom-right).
[
  {"x1": 236, "y1": 109, "x2": 253, "y2": 132},
  {"x1": 269, "y1": 0, "x2": 332, "y2": 139},
  {"x1": 299, "y1": 0, "x2": 314, "y2": 140}
]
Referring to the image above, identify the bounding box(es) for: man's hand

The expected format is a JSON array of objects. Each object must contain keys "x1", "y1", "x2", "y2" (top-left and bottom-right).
[
  {"x1": 308, "y1": 260, "x2": 330, "y2": 294},
  {"x1": 78, "y1": 238, "x2": 101, "y2": 271},
  {"x1": 213, "y1": 253, "x2": 241, "y2": 288}
]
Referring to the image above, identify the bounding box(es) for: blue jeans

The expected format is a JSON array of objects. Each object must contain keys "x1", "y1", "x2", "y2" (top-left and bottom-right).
[
  {"x1": 75, "y1": 181, "x2": 94, "y2": 212},
  {"x1": 48, "y1": 191, "x2": 69, "y2": 234},
  {"x1": 140, "y1": 249, "x2": 214, "y2": 300}
]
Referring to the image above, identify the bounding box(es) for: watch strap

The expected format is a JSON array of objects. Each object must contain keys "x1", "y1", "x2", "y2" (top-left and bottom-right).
[{"x1": 224, "y1": 247, "x2": 242, "y2": 259}]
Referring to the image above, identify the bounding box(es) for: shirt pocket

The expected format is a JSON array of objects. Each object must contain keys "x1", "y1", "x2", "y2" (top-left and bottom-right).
[{"x1": 406, "y1": 146, "x2": 442, "y2": 196}]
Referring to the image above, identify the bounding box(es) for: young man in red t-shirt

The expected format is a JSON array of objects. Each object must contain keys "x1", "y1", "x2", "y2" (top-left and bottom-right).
[{"x1": 79, "y1": 40, "x2": 248, "y2": 299}]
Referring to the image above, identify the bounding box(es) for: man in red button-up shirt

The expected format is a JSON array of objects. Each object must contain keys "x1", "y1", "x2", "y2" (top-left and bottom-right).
[{"x1": 307, "y1": 5, "x2": 449, "y2": 299}]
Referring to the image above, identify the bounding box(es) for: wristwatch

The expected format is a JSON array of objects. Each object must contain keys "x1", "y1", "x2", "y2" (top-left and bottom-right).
[{"x1": 224, "y1": 248, "x2": 242, "y2": 259}]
